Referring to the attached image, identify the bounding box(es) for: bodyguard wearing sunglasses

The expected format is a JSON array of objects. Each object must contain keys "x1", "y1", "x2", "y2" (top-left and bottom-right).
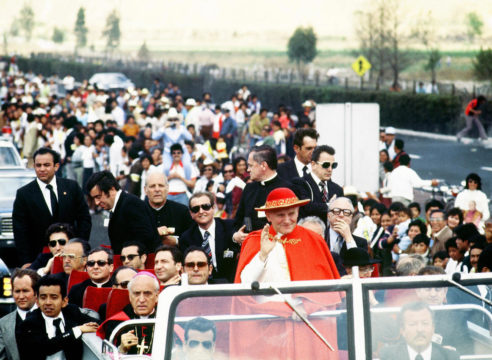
[
  {"x1": 179, "y1": 192, "x2": 239, "y2": 283},
  {"x1": 120, "y1": 241, "x2": 147, "y2": 270},
  {"x1": 29, "y1": 222, "x2": 74, "y2": 276},
  {"x1": 293, "y1": 145, "x2": 343, "y2": 225},
  {"x1": 183, "y1": 317, "x2": 216, "y2": 360},
  {"x1": 68, "y1": 247, "x2": 114, "y2": 308}
]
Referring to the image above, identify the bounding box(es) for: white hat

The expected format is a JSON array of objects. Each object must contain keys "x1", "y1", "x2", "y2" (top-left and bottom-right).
[
  {"x1": 302, "y1": 100, "x2": 313, "y2": 108},
  {"x1": 128, "y1": 99, "x2": 138, "y2": 107},
  {"x1": 167, "y1": 108, "x2": 179, "y2": 119},
  {"x1": 185, "y1": 98, "x2": 196, "y2": 106},
  {"x1": 385, "y1": 126, "x2": 396, "y2": 135}
]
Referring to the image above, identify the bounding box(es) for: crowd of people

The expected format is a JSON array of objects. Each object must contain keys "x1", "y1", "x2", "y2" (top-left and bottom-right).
[{"x1": 1, "y1": 67, "x2": 491, "y2": 359}]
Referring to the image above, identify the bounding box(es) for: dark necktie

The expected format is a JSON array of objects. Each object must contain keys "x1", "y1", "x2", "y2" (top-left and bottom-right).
[
  {"x1": 302, "y1": 165, "x2": 308, "y2": 177},
  {"x1": 319, "y1": 181, "x2": 328, "y2": 202},
  {"x1": 202, "y1": 231, "x2": 212, "y2": 258},
  {"x1": 53, "y1": 318, "x2": 63, "y2": 337},
  {"x1": 46, "y1": 184, "x2": 59, "y2": 219},
  {"x1": 415, "y1": 354, "x2": 423, "y2": 360}
]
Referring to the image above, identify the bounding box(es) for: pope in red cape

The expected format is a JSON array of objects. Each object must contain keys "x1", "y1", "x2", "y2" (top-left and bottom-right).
[{"x1": 231, "y1": 187, "x2": 341, "y2": 360}]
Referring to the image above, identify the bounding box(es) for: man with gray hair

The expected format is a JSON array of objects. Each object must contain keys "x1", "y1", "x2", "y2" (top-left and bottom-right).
[
  {"x1": 298, "y1": 216, "x2": 326, "y2": 237},
  {"x1": 97, "y1": 272, "x2": 159, "y2": 355},
  {"x1": 326, "y1": 197, "x2": 368, "y2": 258},
  {"x1": 144, "y1": 172, "x2": 193, "y2": 245},
  {"x1": 396, "y1": 254, "x2": 426, "y2": 276}
]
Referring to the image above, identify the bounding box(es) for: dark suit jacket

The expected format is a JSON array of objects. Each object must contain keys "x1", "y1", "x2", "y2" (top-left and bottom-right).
[
  {"x1": 146, "y1": 199, "x2": 194, "y2": 237},
  {"x1": 379, "y1": 341, "x2": 459, "y2": 360},
  {"x1": 68, "y1": 278, "x2": 113, "y2": 308},
  {"x1": 277, "y1": 160, "x2": 301, "y2": 180},
  {"x1": 179, "y1": 219, "x2": 239, "y2": 283},
  {"x1": 0, "y1": 310, "x2": 21, "y2": 360},
  {"x1": 108, "y1": 191, "x2": 160, "y2": 254},
  {"x1": 293, "y1": 175, "x2": 344, "y2": 223},
  {"x1": 28, "y1": 253, "x2": 52, "y2": 271},
  {"x1": 325, "y1": 226, "x2": 368, "y2": 260},
  {"x1": 13, "y1": 177, "x2": 92, "y2": 264},
  {"x1": 234, "y1": 174, "x2": 292, "y2": 232},
  {"x1": 18, "y1": 304, "x2": 94, "y2": 360}
]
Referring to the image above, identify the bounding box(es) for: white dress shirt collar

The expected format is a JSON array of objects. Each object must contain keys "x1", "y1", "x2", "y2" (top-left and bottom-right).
[
  {"x1": 17, "y1": 303, "x2": 37, "y2": 320},
  {"x1": 36, "y1": 177, "x2": 58, "y2": 215},
  {"x1": 407, "y1": 343, "x2": 432, "y2": 360},
  {"x1": 294, "y1": 156, "x2": 310, "y2": 177}
]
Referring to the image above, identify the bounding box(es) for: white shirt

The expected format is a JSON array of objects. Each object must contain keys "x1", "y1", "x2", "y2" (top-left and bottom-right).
[
  {"x1": 36, "y1": 177, "x2": 58, "y2": 216},
  {"x1": 407, "y1": 343, "x2": 432, "y2": 360},
  {"x1": 294, "y1": 156, "x2": 310, "y2": 177},
  {"x1": 111, "y1": 190, "x2": 123, "y2": 214},
  {"x1": 17, "y1": 304, "x2": 37, "y2": 320},
  {"x1": 384, "y1": 165, "x2": 433, "y2": 202},
  {"x1": 199, "y1": 220, "x2": 217, "y2": 269},
  {"x1": 42, "y1": 312, "x2": 81, "y2": 360}
]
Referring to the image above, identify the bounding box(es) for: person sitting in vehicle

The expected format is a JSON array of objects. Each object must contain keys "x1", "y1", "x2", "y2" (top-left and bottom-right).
[
  {"x1": 379, "y1": 301, "x2": 459, "y2": 360},
  {"x1": 97, "y1": 272, "x2": 159, "y2": 355}
]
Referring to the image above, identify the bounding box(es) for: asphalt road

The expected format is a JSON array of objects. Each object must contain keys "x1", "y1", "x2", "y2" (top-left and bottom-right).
[{"x1": 399, "y1": 134, "x2": 492, "y2": 209}]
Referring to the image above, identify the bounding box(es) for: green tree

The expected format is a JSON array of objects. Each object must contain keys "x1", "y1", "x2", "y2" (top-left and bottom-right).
[
  {"x1": 466, "y1": 12, "x2": 483, "y2": 42},
  {"x1": 74, "y1": 7, "x2": 88, "y2": 52},
  {"x1": 424, "y1": 48, "x2": 441, "y2": 82},
  {"x1": 287, "y1": 26, "x2": 317, "y2": 80},
  {"x1": 52, "y1": 27, "x2": 65, "y2": 44},
  {"x1": 18, "y1": 4, "x2": 35, "y2": 41},
  {"x1": 137, "y1": 41, "x2": 150, "y2": 61},
  {"x1": 473, "y1": 48, "x2": 492, "y2": 82},
  {"x1": 102, "y1": 9, "x2": 121, "y2": 54},
  {"x1": 9, "y1": 19, "x2": 19, "y2": 37}
]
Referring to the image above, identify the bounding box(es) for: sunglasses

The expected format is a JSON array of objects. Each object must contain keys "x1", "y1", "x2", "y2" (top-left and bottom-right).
[
  {"x1": 120, "y1": 254, "x2": 139, "y2": 262},
  {"x1": 190, "y1": 203, "x2": 213, "y2": 213},
  {"x1": 116, "y1": 280, "x2": 130, "y2": 289},
  {"x1": 329, "y1": 208, "x2": 354, "y2": 216},
  {"x1": 86, "y1": 260, "x2": 110, "y2": 267},
  {"x1": 184, "y1": 261, "x2": 208, "y2": 269},
  {"x1": 187, "y1": 340, "x2": 213, "y2": 350},
  {"x1": 317, "y1": 161, "x2": 338, "y2": 169},
  {"x1": 48, "y1": 239, "x2": 67, "y2": 247}
]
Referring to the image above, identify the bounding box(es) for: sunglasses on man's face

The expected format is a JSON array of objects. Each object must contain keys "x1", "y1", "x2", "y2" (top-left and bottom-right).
[
  {"x1": 187, "y1": 340, "x2": 213, "y2": 350},
  {"x1": 184, "y1": 261, "x2": 209, "y2": 270},
  {"x1": 190, "y1": 203, "x2": 213, "y2": 213},
  {"x1": 48, "y1": 239, "x2": 67, "y2": 247},
  {"x1": 317, "y1": 161, "x2": 338, "y2": 169},
  {"x1": 120, "y1": 254, "x2": 139, "y2": 262},
  {"x1": 115, "y1": 280, "x2": 130, "y2": 289},
  {"x1": 86, "y1": 260, "x2": 110, "y2": 267}
]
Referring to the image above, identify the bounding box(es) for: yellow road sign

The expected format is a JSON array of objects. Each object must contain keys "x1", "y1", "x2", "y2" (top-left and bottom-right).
[{"x1": 352, "y1": 56, "x2": 372, "y2": 77}]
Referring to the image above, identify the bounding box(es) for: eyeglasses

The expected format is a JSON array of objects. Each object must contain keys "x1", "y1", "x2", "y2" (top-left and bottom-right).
[
  {"x1": 61, "y1": 253, "x2": 85, "y2": 260},
  {"x1": 359, "y1": 266, "x2": 374, "y2": 275},
  {"x1": 223, "y1": 169, "x2": 234, "y2": 173},
  {"x1": 187, "y1": 340, "x2": 213, "y2": 350},
  {"x1": 329, "y1": 208, "x2": 353, "y2": 216},
  {"x1": 184, "y1": 261, "x2": 209, "y2": 269},
  {"x1": 190, "y1": 203, "x2": 213, "y2": 213},
  {"x1": 317, "y1": 161, "x2": 338, "y2": 169},
  {"x1": 86, "y1": 260, "x2": 110, "y2": 267},
  {"x1": 120, "y1": 254, "x2": 139, "y2": 262},
  {"x1": 204, "y1": 167, "x2": 213, "y2": 172},
  {"x1": 115, "y1": 280, "x2": 130, "y2": 289},
  {"x1": 48, "y1": 239, "x2": 67, "y2": 247}
]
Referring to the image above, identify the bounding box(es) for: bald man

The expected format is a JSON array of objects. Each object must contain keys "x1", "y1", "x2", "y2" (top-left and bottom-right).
[{"x1": 144, "y1": 172, "x2": 193, "y2": 245}]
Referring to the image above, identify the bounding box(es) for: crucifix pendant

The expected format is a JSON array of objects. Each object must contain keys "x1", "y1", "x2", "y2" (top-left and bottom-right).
[{"x1": 136, "y1": 338, "x2": 149, "y2": 355}]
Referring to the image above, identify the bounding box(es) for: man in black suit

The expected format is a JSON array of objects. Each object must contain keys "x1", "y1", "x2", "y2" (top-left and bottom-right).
[
  {"x1": 68, "y1": 247, "x2": 114, "y2": 308},
  {"x1": 277, "y1": 128, "x2": 318, "y2": 180},
  {"x1": 233, "y1": 145, "x2": 291, "y2": 244},
  {"x1": 13, "y1": 147, "x2": 91, "y2": 266},
  {"x1": 86, "y1": 170, "x2": 160, "y2": 254},
  {"x1": 144, "y1": 172, "x2": 193, "y2": 246},
  {"x1": 326, "y1": 197, "x2": 368, "y2": 259},
  {"x1": 293, "y1": 145, "x2": 343, "y2": 225},
  {"x1": 379, "y1": 301, "x2": 459, "y2": 360},
  {"x1": 18, "y1": 275, "x2": 98, "y2": 360},
  {"x1": 180, "y1": 192, "x2": 239, "y2": 282},
  {"x1": 0, "y1": 269, "x2": 40, "y2": 360}
]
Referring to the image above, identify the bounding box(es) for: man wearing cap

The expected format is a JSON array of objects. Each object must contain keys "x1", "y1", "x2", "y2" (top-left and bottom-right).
[
  {"x1": 232, "y1": 187, "x2": 340, "y2": 359},
  {"x1": 97, "y1": 272, "x2": 159, "y2": 355},
  {"x1": 384, "y1": 127, "x2": 397, "y2": 160},
  {"x1": 297, "y1": 100, "x2": 316, "y2": 128}
]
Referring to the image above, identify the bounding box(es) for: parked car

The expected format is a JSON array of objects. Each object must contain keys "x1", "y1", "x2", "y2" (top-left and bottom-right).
[
  {"x1": 88, "y1": 72, "x2": 135, "y2": 91},
  {"x1": 0, "y1": 139, "x2": 25, "y2": 169}
]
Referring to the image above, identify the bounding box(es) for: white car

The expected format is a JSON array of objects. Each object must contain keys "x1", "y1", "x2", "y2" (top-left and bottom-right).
[{"x1": 88, "y1": 72, "x2": 135, "y2": 91}]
